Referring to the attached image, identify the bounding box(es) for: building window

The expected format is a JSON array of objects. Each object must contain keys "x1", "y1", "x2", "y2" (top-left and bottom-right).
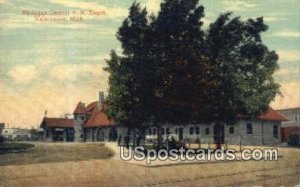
[
  {"x1": 229, "y1": 127, "x2": 234, "y2": 134},
  {"x1": 81, "y1": 116, "x2": 85, "y2": 120},
  {"x1": 273, "y1": 125, "x2": 278, "y2": 138},
  {"x1": 295, "y1": 115, "x2": 298, "y2": 121},
  {"x1": 205, "y1": 128, "x2": 210, "y2": 135},
  {"x1": 246, "y1": 123, "x2": 253, "y2": 134},
  {"x1": 189, "y1": 127, "x2": 194, "y2": 135},
  {"x1": 149, "y1": 128, "x2": 152, "y2": 135},
  {"x1": 161, "y1": 128, "x2": 165, "y2": 135},
  {"x1": 195, "y1": 127, "x2": 200, "y2": 135},
  {"x1": 166, "y1": 128, "x2": 170, "y2": 135},
  {"x1": 175, "y1": 128, "x2": 178, "y2": 134},
  {"x1": 153, "y1": 128, "x2": 156, "y2": 135}
]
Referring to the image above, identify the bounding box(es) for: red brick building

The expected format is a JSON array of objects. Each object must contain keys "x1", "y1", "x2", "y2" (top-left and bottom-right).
[{"x1": 277, "y1": 107, "x2": 300, "y2": 142}]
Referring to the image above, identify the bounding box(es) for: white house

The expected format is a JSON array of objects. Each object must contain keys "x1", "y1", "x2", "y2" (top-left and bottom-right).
[
  {"x1": 2, "y1": 128, "x2": 31, "y2": 141},
  {"x1": 143, "y1": 107, "x2": 287, "y2": 146}
]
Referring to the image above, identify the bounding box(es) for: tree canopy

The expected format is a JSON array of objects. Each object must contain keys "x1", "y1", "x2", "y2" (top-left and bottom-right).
[{"x1": 104, "y1": 0, "x2": 280, "y2": 127}]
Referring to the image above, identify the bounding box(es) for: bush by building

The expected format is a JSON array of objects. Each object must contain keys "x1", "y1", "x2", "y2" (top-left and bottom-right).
[{"x1": 287, "y1": 134, "x2": 300, "y2": 146}]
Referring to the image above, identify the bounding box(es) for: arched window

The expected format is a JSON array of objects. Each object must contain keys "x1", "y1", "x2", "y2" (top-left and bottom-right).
[
  {"x1": 195, "y1": 127, "x2": 200, "y2": 135},
  {"x1": 229, "y1": 127, "x2": 234, "y2": 134},
  {"x1": 246, "y1": 123, "x2": 253, "y2": 134},
  {"x1": 161, "y1": 128, "x2": 165, "y2": 135},
  {"x1": 189, "y1": 127, "x2": 194, "y2": 135},
  {"x1": 148, "y1": 128, "x2": 152, "y2": 135},
  {"x1": 273, "y1": 125, "x2": 278, "y2": 138},
  {"x1": 153, "y1": 128, "x2": 156, "y2": 135}
]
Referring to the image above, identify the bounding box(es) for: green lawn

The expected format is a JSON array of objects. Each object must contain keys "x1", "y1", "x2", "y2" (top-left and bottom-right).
[
  {"x1": 0, "y1": 143, "x2": 299, "y2": 186},
  {"x1": 0, "y1": 142, "x2": 114, "y2": 166}
]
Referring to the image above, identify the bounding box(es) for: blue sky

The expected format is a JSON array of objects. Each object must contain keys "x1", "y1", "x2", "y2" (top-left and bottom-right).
[{"x1": 0, "y1": 0, "x2": 299, "y2": 128}]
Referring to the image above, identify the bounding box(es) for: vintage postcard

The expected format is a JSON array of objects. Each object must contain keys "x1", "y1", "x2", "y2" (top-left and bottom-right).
[{"x1": 0, "y1": 0, "x2": 299, "y2": 186}]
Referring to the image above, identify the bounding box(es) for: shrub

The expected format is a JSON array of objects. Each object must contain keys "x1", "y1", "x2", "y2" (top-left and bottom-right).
[
  {"x1": 0, "y1": 143, "x2": 34, "y2": 154},
  {"x1": 287, "y1": 134, "x2": 300, "y2": 146}
]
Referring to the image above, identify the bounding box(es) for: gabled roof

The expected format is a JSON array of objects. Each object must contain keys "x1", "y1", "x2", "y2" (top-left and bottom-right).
[
  {"x1": 257, "y1": 107, "x2": 288, "y2": 121},
  {"x1": 73, "y1": 102, "x2": 86, "y2": 115},
  {"x1": 41, "y1": 117, "x2": 74, "y2": 128},
  {"x1": 73, "y1": 101, "x2": 98, "y2": 116},
  {"x1": 84, "y1": 102, "x2": 115, "y2": 128},
  {"x1": 84, "y1": 111, "x2": 115, "y2": 128},
  {"x1": 86, "y1": 101, "x2": 98, "y2": 115}
]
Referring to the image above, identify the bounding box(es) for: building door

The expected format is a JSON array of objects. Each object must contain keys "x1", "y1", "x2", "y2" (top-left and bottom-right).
[
  {"x1": 213, "y1": 123, "x2": 225, "y2": 144},
  {"x1": 109, "y1": 127, "x2": 118, "y2": 141},
  {"x1": 66, "y1": 128, "x2": 75, "y2": 142},
  {"x1": 96, "y1": 128, "x2": 104, "y2": 141},
  {"x1": 178, "y1": 127, "x2": 183, "y2": 140}
]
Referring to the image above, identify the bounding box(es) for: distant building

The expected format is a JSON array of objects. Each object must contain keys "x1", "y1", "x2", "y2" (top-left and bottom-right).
[
  {"x1": 2, "y1": 128, "x2": 31, "y2": 141},
  {"x1": 40, "y1": 118, "x2": 74, "y2": 142},
  {"x1": 277, "y1": 107, "x2": 300, "y2": 142},
  {"x1": 40, "y1": 92, "x2": 117, "y2": 142}
]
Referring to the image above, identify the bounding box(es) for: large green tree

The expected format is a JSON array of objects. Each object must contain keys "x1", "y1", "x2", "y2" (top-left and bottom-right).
[
  {"x1": 205, "y1": 13, "x2": 280, "y2": 122},
  {"x1": 105, "y1": 0, "x2": 280, "y2": 148},
  {"x1": 104, "y1": 3, "x2": 153, "y2": 145}
]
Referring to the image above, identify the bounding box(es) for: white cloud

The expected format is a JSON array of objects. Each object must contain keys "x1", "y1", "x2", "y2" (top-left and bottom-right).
[
  {"x1": 81, "y1": 53, "x2": 111, "y2": 62},
  {"x1": 49, "y1": 63, "x2": 108, "y2": 81},
  {"x1": 1, "y1": 61, "x2": 110, "y2": 128},
  {"x1": 277, "y1": 50, "x2": 300, "y2": 62},
  {"x1": 223, "y1": 1, "x2": 256, "y2": 12},
  {"x1": 201, "y1": 17, "x2": 212, "y2": 27},
  {"x1": 274, "y1": 68, "x2": 299, "y2": 77},
  {"x1": 92, "y1": 27, "x2": 118, "y2": 36},
  {"x1": 144, "y1": 0, "x2": 161, "y2": 14},
  {"x1": 263, "y1": 16, "x2": 286, "y2": 22},
  {"x1": 0, "y1": 0, "x2": 7, "y2": 4},
  {"x1": 0, "y1": 78, "x2": 108, "y2": 128},
  {"x1": 8, "y1": 65, "x2": 38, "y2": 84},
  {"x1": 270, "y1": 30, "x2": 300, "y2": 38}
]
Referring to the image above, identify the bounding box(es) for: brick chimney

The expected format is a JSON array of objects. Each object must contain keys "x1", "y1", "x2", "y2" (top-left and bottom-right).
[{"x1": 98, "y1": 91, "x2": 105, "y2": 111}]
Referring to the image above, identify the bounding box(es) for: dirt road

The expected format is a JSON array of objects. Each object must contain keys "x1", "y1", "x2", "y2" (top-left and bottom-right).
[{"x1": 0, "y1": 143, "x2": 299, "y2": 187}]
